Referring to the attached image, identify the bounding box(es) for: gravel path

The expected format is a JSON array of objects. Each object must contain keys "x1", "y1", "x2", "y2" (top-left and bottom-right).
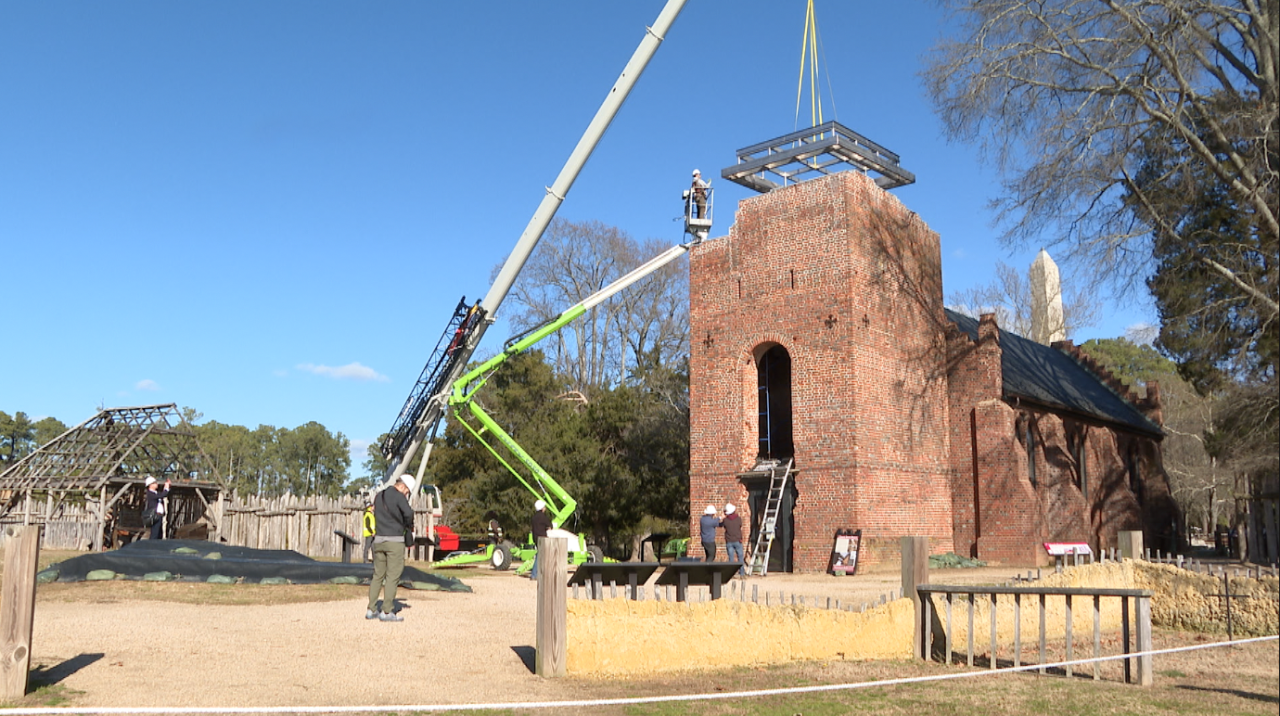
[{"x1": 29, "y1": 565, "x2": 1028, "y2": 710}]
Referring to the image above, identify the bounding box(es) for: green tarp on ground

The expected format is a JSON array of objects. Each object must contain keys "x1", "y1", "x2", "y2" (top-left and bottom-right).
[{"x1": 39, "y1": 539, "x2": 471, "y2": 592}]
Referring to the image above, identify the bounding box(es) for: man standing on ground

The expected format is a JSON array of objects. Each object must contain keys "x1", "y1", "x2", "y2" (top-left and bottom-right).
[
  {"x1": 143, "y1": 476, "x2": 170, "y2": 540},
  {"x1": 366, "y1": 474, "x2": 416, "y2": 622},
  {"x1": 699, "y1": 505, "x2": 719, "y2": 561},
  {"x1": 721, "y1": 503, "x2": 744, "y2": 574},
  {"x1": 530, "y1": 499, "x2": 552, "y2": 580}
]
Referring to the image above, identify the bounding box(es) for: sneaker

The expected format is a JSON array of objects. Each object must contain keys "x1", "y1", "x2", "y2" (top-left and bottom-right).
[
  {"x1": 378, "y1": 611, "x2": 403, "y2": 622},
  {"x1": 365, "y1": 609, "x2": 377, "y2": 620}
]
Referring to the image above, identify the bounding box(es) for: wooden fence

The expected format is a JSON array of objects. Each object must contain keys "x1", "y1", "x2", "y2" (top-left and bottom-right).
[{"x1": 0, "y1": 490, "x2": 437, "y2": 560}]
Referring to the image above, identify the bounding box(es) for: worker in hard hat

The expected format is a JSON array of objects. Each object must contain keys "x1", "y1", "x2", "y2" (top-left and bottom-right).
[
  {"x1": 721, "y1": 503, "x2": 745, "y2": 575},
  {"x1": 530, "y1": 499, "x2": 552, "y2": 580},
  {"x1": 143, "y1": 476, "x2": 171, "y2": 540},
  {"x1": 366, "y1": 474, "x2": 416, "y2": 622},
  {"x1": 691, "y1": 169, "x2": 709, "y2": 219},
  {"x1": 699, "y1": 504, "x2": 719, "y2": 561}
]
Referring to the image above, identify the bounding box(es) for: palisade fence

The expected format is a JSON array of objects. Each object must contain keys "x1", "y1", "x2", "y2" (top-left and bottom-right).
[{"x1": 3, "y1": 490, "x2": 439, "y2": 560}]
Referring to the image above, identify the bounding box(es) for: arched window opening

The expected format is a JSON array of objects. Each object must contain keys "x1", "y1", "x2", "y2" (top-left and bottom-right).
[{"x1": 757, "y1": 345, "x2": 794, "y2": 460}]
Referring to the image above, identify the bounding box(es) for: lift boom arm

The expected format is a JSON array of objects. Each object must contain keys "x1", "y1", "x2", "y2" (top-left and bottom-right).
[
  {"x1": 448, "y1": 240, "x2": 696, "y2": 530},
  {"x1": 383, "y1": 0, "x2": 689, "y2": 484}
]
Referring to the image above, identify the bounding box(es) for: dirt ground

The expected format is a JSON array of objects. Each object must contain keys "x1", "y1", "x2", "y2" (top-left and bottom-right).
[
  {"x1": 20, "y1": 560, "x2": 1273, "y2": 714},
  {"x1": 24, "y1": 561, "x2": 1014, "y2": 710}
]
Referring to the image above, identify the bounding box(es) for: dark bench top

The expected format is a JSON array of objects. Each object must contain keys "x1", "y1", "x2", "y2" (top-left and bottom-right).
[
  {"x1": 654, "y1": 561, "x2": 742, "y2": 586},
  {"x1": 568, "y1": 562, "x2": 662, "y2": 586}
]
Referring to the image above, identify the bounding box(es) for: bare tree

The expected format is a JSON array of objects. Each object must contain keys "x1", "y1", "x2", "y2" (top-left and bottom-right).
[
  {"x1": 948, "y1": 260, "x2": 1099, "y2": 338},
  {"x1": 925, "y1": 0, "x2": 1277, "y2": 314},
  {"x1": 502, "y1": 218, "x2": 689, "y2": 393}
]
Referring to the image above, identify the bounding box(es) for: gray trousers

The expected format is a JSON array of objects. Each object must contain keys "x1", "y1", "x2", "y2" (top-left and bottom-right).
[{"x1": 367, "y1": 541, "x2": 406, "y2": 613}]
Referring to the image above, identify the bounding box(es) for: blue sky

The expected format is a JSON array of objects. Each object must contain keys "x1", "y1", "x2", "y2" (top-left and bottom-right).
[{"x1": 1, "y1": 1, "x2": 1156, "y2": 471}]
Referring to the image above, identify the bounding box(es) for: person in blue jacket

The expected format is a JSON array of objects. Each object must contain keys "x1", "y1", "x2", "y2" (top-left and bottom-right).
[{"x1": 699, "y1": 504, "x2": 719, "y2": 561}]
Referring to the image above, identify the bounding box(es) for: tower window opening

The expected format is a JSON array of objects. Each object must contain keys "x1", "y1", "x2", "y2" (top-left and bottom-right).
[{"x1": 757, "y1": 345, "x2": 794, "y2": 460}]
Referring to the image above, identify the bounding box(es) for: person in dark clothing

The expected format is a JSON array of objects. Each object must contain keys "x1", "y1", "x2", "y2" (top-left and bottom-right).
[
  {"x1": 366, "y1": 474, "x2": 416, "y2": 622},
  {"x1": 143, "y1": 476, "x2": 171, "y2": 540},
  {"x1": 721, "y1": 503, "x2": 745, "y2": 575},
  {"x1": 530, "y1": 499, "x2": 552, "y2": 580},
  {"x1": 699, "y1": 504, "x2": 719, "y2": 561}
]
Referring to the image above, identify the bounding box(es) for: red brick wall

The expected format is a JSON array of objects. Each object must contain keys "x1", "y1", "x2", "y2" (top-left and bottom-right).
[
  {"x1": 945, "y1": 319, "x2": 1177, "y2": 564},
  {"x1": 689, "y1": 172, "x2": 954, "y2": 571},
  {"x1": 688, "y1": 172, "x2": 1177, "y2": 570}
]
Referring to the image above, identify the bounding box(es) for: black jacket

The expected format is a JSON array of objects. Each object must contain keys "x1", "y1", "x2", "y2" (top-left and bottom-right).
[
  {"x1": 531, "y1": 510, "x2": 552, "y2": 540},
  {"x1": 144, "y1": 487, "x2": 169, "y2": 514},
  {"x1": 374, "y1": 488, "x2": 414, "y2": 537}
]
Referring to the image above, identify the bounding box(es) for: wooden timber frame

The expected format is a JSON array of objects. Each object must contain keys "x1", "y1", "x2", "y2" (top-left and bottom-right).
[{"x1": 0, "y1": 404, "x2": 224, "y2": 551}]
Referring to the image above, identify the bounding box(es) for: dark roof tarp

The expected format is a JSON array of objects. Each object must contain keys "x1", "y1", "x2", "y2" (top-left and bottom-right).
[
  {"x1": 947, "y1": 309, "x2": 1163, "y2": 437},
  {"x1": 40, "y1": 539, "x2": 471, "y2": 591}
]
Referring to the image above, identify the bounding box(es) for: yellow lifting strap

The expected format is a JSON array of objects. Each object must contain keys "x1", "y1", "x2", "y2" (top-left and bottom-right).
[{"x1": 794, "y1": 0, "x2": 824, "y2": 129}]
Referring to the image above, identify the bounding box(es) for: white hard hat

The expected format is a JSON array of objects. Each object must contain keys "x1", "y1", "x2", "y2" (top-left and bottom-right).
[
  {"x1": 535, "y1": 500, "x2": 547, "y2": 511},
  {"x1": 399, "y1": 474, "x2": 417, "y2": 492},
  {"x1": 704, "y1": 505, "x2": 716, "y2": 515},
  {"x1": 692, "y1": 169, "x2": 700, "y2": 176},
  {"x1": 725, "y1": 503, "x2": 736, "y2": 514},
  {"x1": 144, "y1": 476, "x2": 156, "y2": 487}
]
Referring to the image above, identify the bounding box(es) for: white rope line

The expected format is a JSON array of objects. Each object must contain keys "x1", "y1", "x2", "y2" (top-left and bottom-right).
[{"x1": 10, "y1": 635, "x2": 1276, "y2": 715}]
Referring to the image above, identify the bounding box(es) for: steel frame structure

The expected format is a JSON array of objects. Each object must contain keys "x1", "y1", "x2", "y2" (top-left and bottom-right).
[{"x1": 721, "y1": 121, "x2": 916, "y2": 194}]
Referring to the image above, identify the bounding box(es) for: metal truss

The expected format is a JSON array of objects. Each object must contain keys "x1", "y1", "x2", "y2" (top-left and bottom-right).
[{"x1": 721, "y1": 121, "x2": 916, "y2": 194}]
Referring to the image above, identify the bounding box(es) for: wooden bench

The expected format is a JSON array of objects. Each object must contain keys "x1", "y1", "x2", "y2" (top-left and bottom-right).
[
  {"x1": 568, "y1": 562, "x2": 661, "y2": 600},
  {"x1": 333, "y1": 530, "x2": 360, "y2": 563}
]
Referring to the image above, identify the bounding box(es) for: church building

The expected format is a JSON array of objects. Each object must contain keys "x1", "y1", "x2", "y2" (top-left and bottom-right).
[{"x1": 688, "y1": 123, "x2": 1176, "y2": 571}]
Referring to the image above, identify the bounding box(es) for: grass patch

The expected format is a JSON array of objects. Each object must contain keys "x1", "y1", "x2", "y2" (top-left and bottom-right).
[
  {"x1": 559, "y1": 635, "x2": 1278, "y2": 716},
  {"x1": 3, "y1": 681, "x2": 85, "y2": 709}
]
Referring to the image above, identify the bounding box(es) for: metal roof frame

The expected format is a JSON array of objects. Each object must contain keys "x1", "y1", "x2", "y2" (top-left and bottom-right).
[{"x1": 721, "y1": 121, "x2": 916, "y2": 194}]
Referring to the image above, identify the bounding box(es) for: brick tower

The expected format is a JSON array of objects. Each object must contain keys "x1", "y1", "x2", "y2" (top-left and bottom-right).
[{"x1": 689, "y1": 170, "x2": 955, "y2": 572}]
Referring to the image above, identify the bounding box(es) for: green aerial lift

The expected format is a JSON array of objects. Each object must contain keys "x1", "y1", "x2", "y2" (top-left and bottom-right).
[
  {"x1": 439, "y1": 234, "x2": 707, "y2": 572},
  {"x1": 377, "y1": 0, "x2": 713, "y2": 571}
]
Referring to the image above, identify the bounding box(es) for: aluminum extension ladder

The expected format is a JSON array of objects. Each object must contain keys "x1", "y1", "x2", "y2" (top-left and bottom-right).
[{"x1": 745, "y1": 458, "x2": 793, "y2": 577}]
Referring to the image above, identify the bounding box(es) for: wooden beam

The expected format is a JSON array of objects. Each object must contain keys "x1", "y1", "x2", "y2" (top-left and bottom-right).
[
  {"x1": 900, "y1": 536, "x2": 929, "y2": 660},
  {"x1": 1, "y1": 525, "x2": 41, "y2": 700}
]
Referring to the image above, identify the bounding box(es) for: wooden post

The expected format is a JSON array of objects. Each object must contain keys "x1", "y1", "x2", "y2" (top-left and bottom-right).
[
  {"x1": 535, "y1": 537, "x2": 566, "y2": 678},
  {"x1": 1092, "y1": 594, "x2": 1101, "y2": 681},
  {"x1": 93, "y1": 485, "x2": 107, "y2": 552},
  {"x1": 1135, "y1": 595, "x2": 1153, "y2": 686},
  {"x1": 1013, "y1": 593, "x2": 1021, "y2": 668},
  {"x1": 989, "y1": 593, "x2": 998, "y2": 670},
  {"x1": 1, "y1": 525, "x2": 41, "y2": 700},
  {"x1": 1038, "y1": 593, "x2": 1047, "y2": 674},
  {"x1": 901, "y1": 536, "x2": 929, "y2": 660},
  {"x1": 1064, "y1": 594, "x2": 1074, "y2": 678},
  {"x1": 1121, "y1": 596, "x2": 1132, "y2": 683},
  {"x1": 942, "y1": 594, "x2": 952, "y2": 666},
  {"x1": 1119, "y1": 530, "x2": 1143, "y2": 560}
]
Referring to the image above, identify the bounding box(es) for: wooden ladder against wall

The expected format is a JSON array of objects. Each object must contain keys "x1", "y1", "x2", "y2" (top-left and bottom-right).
[{"x1": 745, "y1": 458, "x2": 793, "y2": 577}]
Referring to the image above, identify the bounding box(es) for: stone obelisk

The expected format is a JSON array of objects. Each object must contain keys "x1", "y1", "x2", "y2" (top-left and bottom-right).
[{"x1": 1030, "y1": 249, "x2": 1065, "y2": 345}]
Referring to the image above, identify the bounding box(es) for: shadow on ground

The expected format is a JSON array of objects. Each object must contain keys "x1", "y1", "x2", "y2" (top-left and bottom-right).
[
  {"x1": 511, "y1": 646, "x2": 536, "y2": 674},
  {"x1": 29, "y1": 653, "x2": 103, "y2": 687}
]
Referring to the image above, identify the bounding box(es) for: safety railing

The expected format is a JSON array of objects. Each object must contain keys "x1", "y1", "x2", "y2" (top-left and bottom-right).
[{"x1": 916, "y1": 584, "x2": 1154, "y2": 686}]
